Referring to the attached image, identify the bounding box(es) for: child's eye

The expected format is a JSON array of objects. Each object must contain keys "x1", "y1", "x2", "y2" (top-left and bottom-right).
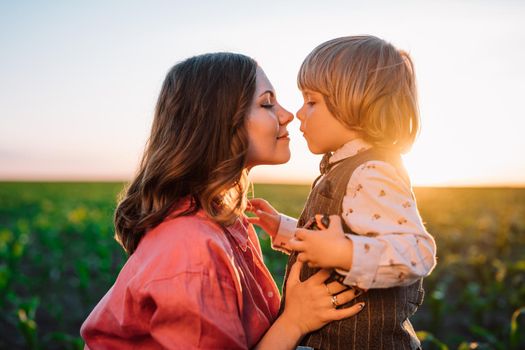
[
  {"x1": 262, "y1": 103, "x2": 275, "y2": 109},
  {"x1": 303, "y1": 95, "x2": 315, "y2": 106}
]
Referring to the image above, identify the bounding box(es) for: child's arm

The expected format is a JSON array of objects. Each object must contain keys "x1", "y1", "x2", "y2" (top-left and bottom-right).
[
  {"x1": 337, "y1": 160, "x2": 437, "y2": 289},
  {"x1": 246, "y1": 198, "x2": 298, "y2": 253},
  {"x1": 290, "y1": 160, "x2": 437, "y2": 290}
]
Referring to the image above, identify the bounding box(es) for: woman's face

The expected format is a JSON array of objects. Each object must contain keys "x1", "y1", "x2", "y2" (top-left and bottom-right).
[{"x1": 245, "y1": 67, "x2": 294, "y2": 168}]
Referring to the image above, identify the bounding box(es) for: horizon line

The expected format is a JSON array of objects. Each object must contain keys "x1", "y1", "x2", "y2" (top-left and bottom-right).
[{"x1": 1, "y1": 178, "x2": 524, "y2": 189}]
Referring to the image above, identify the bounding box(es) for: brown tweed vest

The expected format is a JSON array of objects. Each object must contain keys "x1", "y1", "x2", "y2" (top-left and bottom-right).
[{"x1": 280, "y1": 148, "x2": 424, "y2": 350}]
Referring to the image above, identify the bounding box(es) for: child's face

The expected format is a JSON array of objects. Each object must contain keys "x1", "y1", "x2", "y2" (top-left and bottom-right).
[
  {"x1": 245, "y1": 67, "x2": 294, "y2": 168},
  {"x1": 297, "y1": 89, "x2": 358, "y2": 154}
]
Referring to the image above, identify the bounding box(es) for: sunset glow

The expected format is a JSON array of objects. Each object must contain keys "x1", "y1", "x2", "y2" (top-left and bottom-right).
[{"x1": 1, "y1": 1, "x2": 524, "y2": 186}]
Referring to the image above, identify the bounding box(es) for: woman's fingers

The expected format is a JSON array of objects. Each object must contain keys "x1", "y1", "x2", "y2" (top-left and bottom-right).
[
  {"x1": 286, "y1": 260, "x2": 304, "y2": 288},
  {"x1": 330, "y1": 302, "x2": 366, "y2": 320},
  {"x1": 306, "y1": 268, "x2": 331, "y2": 284},
  {"x1": 296, "y1": 252, "x2": 308, "y2": 263},
  {"x1": 325, "y1": 281, "x2": 349, "y2": 295},
  {"x1": 331, "y1": 287, "x2": 362, "y2": 305}
]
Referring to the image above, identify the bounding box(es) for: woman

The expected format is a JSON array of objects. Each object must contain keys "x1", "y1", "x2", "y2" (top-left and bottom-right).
[{"x1": 81, "y1": 52, "x2": 364, "y2": 349}]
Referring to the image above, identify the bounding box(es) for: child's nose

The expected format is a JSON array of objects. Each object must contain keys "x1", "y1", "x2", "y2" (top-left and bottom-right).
[{"x1": 296, "y1": 106, "x2": 305, "y2": 121}]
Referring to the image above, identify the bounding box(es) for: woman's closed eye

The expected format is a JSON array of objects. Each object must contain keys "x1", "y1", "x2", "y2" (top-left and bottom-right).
[{"x1": 262, "y1": 95, "x2": 275, "y2": 109}]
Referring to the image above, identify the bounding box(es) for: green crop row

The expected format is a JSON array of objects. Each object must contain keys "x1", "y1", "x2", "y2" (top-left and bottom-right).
[{"x1": 0, "y1": 183, "x2": 524, "y2": 349}]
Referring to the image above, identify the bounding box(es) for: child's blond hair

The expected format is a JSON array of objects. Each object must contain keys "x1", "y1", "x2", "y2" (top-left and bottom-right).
[{"x1": 298, "y1": 35, "x2": 419, "y2": 153}]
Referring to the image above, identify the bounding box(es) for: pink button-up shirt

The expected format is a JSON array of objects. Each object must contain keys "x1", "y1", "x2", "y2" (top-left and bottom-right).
[{"x1": 81, "y1": 206, "x2": 281, "y2": 349}]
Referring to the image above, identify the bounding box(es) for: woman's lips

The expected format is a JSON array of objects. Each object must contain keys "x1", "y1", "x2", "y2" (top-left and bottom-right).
[{"x1": 277, "y1": 132, "x2": 290, "y2": 140}]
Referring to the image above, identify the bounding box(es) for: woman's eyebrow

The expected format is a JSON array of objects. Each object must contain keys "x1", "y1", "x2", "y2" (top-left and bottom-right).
[{"x1": 258, "y1": 90, "x2": 275, "y2": 98}]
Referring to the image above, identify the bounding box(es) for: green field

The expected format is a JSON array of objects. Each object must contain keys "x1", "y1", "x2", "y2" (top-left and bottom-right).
[{"x1": 0, "y1": 182, "x2": 524, "y2": 349}]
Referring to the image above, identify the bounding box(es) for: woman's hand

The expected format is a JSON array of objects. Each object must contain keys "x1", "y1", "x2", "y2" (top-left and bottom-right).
[
  {"x1": 246, "y1": 198, "x2": 280, "y2": 238},
  {"x1": 280, "y1": 260, "x2": 364, "y2": 337},
  {"x1": 288, "y1": 215, "x2": 354, "y2": 270},
  {"x1": 254, "y1": 253, "x2": 364, "y2": 350}
]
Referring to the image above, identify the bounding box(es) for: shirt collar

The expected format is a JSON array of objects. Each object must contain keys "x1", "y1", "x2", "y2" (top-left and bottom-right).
[
  {"x1": 224, "y1": 216, "x2": 249, "y2": 251},
  {"x1": 169, "y1": 197, "x2": 250, "y2": 251},
  {"x1": 330, "y1": 138, "x2": 372, "y2": 164}
]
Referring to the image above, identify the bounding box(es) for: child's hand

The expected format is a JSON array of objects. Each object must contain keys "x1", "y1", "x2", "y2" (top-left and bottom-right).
[
  {"x1": 246, "y1": 198, "x2": 280, "y2": 238},
  {"x1": 289, "y1": 215, "x2": 353, "y2": 270}
]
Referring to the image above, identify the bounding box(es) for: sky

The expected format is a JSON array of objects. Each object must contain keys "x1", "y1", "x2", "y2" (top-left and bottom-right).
[{"x1": 1, "y1": 0, "x2": 524, "y2": 186}]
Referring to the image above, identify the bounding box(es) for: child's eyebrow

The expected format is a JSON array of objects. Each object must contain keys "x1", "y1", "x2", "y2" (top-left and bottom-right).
[
  {"x1": 301, "y1": 90, "x2": 314, "y2": 99},
  {"x1": 301, "y1": 89, "x2": 319, "y2": 99}
]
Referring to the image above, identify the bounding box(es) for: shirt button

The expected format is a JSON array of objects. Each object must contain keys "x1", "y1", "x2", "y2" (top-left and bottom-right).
[{"x1": 267, "y1": 291, "x2": 274, "y2": 298}]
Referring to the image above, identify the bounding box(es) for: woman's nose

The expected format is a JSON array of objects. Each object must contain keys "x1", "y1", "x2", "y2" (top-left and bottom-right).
[{"x1": 278, "y1": 106, "x2": 294, "y2": 125}]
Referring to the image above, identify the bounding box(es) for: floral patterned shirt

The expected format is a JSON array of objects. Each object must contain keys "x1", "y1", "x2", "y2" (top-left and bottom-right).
[{"x1": 276, "y1": 138, "x2": 437, "y2": 289}]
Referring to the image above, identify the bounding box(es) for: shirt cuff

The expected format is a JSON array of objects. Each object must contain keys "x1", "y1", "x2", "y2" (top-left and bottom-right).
[
  {"x1": 341, "y1": 234, "x2": 387, "y2": 289},
  {"x1": 271, "y1": 214, "x2": 298, "y2": 254}
]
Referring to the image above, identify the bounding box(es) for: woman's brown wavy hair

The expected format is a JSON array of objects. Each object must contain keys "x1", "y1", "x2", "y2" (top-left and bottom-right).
[{"x1": 115, "y1": 53, "x2": 257, "y2": 254}]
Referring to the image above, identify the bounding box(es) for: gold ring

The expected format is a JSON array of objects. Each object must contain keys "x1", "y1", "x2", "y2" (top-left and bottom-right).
[
  {"x1": 331, "y1": 295, "x2": 339, "y2": 308},
  {"x1": 325, "y1": 284, "x2": 332, "y2": 295}
]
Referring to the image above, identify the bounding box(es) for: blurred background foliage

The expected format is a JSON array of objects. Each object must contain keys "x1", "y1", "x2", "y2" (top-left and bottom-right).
[{"x1": 0, "y1": 182, "x2": 524, "y2": 349}]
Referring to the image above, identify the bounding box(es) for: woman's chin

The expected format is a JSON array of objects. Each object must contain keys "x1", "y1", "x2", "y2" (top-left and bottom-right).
[
  {"x1": 279, "y1": 158, "x2": 291, "y2": 165},
  {"x1": 266, "y1": 149, "x2": 291, "y2": 165},
  {"x1": 279, "y1": 151, "x2": 291, "y2": 164},
  {"x1": 266, "y1": 156, "x2": 290, "y2": 166},
  {"x1": 245, "y1": 154, "x2": 290, "y2": 169}
]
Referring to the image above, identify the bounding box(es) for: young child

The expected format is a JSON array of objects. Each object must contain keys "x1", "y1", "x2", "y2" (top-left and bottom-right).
[{"x1": 248, "y1": 35, "x2": 437, "y2": 349}]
